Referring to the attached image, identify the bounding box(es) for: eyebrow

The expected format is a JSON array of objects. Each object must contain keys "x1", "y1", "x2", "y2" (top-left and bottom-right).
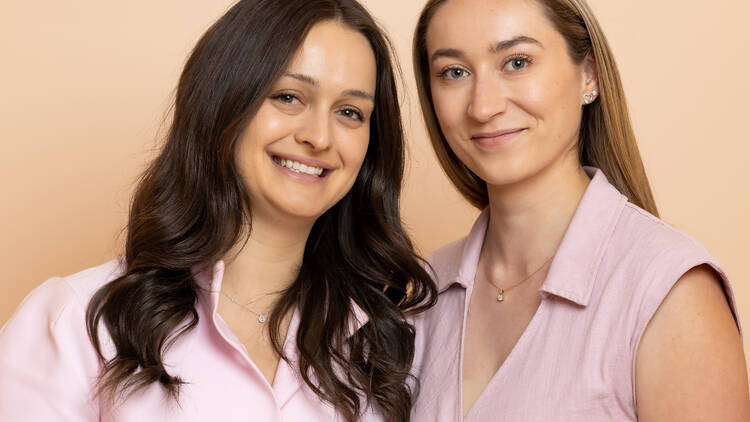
[
  {"x1": 490, "y1": 36, "x2": 543, "y2": 53},
  {"x1": 283, "y1": 72, "x2": 374, "y2": 102},
  {"x1": 430, "y1": 48, "x2": 464, "y2": 63},
  {"x1": 342, "y1": 89, "x2": 374, "y2": 101},
  {"x1": 285, "y1": 72, "x2": 318, "y2": 87},
  {"x1": 430, "y1": 35, "x2": 543, "y2": 63}
]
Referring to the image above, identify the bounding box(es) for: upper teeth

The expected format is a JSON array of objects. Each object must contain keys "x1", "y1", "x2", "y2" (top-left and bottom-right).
[{"x1": 275, "y1": 157, "x2": 324, "y2": 177}]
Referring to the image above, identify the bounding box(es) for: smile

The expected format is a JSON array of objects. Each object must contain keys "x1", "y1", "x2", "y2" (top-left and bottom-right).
[
  {"x1": 471, "y1": 128, "x2": 527, "y2": 148},
  {"x1": 271, "y1": 154, "x2": 330, "y2": 178}
]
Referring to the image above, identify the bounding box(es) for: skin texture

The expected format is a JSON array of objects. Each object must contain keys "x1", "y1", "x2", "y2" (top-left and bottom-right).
[
  {"x1": 425, "y1": 0, "x2": 749, "y2": 418},
  {"x1": 427, "y1": 0, "x2": 596, "y2": 189},
  {"x1": 635, "y1": 265, "x2": 750, "y2": 421},
  {"x1": 219, "y1": 20, "x2": 376, "y2": 384},
  {"x1": 237, "y1": 21, "x2": 375, "y2": 225}
]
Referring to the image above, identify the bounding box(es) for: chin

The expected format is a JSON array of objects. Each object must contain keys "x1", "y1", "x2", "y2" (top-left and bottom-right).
[
  {"x1": 481, "y1": 173, "x2": 527, "y2": 189},
  {"x1": 274, "y1": 200, "x2": 332, "y2": 222},
  {"x1": 280, "y1": 207, "x2": 325, "y2": 221},
  {"x1": 471, "y1": 157, "x2": 536, "y2": 188}
]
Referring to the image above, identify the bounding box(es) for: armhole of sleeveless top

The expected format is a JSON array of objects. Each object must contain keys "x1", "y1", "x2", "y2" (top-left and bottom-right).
[{"x1": 629, "y1": 255, "x2": 742, "y2": 410}]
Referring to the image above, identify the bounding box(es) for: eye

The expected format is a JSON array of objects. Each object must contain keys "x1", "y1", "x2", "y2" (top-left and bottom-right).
[
  {"x1": 339, "y1": 107, "x2": 364, "y2": 122},
  {"x1": 439, "y1": 67, "x2": 470, "y2": 81},
  {"x1": 271, "y1": 92, "x2": 301, "y2": 105},
  {"x1": 503, "y1": 55, "x2": 532, "y2": 72}
]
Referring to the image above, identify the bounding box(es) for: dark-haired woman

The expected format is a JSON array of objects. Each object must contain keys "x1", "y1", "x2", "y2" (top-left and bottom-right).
[
  {"x1": 409, "y1": 0, "x2": 749, "y2": 420},
  {"x1": 0, "y1": 1, "x2": 435, "y2": 421}
]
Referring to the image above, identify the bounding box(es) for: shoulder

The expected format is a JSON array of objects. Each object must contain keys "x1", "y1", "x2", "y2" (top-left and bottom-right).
[
  {"x1": 596, "y1": 203, "x2": 746, "y2": 411},
  {"x1": 592, "y1": 201, "x2": 739, "y2": 346},
  {"x1": 615, "y1": 203, "x2": 712, "y2": 263},
  {"x1": 634, "y1": 264, "x2": 749, "y2": 421},
  {"x1": 0, "y1": 260, "x2": 123, "y2": 420},
  {"x1": 1, "y1": 259, "x2": 125, "y2": 344},
  {"x1": 604, "y1": 203, "x2": 723, "y2": 293},
  {"x1": 61, "y1": 258, "x2": 126, "y2": 300},
  {"x1": 2, "y1": 259, "x2": 124, "y2": 334},
  {"x1": 5, "y1": 260, "x2": 122, "y2": 318},
  {"x1": 425, "y1": 236, "x2": 468, "y2": 286}
]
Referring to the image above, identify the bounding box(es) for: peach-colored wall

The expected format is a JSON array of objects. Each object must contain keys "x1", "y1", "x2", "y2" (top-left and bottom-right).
[{"x1": 2, "y1": 0, "x2": 749, "y2": 376}]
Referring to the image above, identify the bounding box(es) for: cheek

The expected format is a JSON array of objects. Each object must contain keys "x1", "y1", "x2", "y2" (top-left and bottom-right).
[
  {"x1": 432, "y1": 87, "x2": 466, "y2": 133},
  {"x1": 515, "y1": 71, "x2": 582, "y2": 134},
  {"x1": 247, "y1": 105, "x2": 288, "y2": 145},
  {"x1": 511, "y1": 69, "x2": 563, "y2": 120},
  {"x1": 431, "y1": 87, "x2": 479, "y2": 163},
  {"x1": 236, "y1": 106, "x2": 290, "y2": 178},
  {"x1": 548, "y1": 83, "x2": 584, "y2": 142},
  {"x1": 517, "y1": 81, "x2": 548, "y2": 115},
  {"x1": 338, "y1": 126, "x2": 370, "y2": 169}
]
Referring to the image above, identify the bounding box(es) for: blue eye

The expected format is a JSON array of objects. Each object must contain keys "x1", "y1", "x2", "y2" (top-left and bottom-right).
[{"x1": 440, "y1": 67, "x2": 470, "y2": 80}]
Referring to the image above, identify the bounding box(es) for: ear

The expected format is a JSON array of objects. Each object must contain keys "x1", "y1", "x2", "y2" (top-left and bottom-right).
[{"x1": 581, "y1": 52, "x2": 599, "y2": 104}]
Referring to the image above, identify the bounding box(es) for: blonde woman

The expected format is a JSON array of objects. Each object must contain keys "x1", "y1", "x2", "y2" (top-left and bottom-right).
[{"x1": 410, "y1": 0, "x2": 749, "y2": 420}]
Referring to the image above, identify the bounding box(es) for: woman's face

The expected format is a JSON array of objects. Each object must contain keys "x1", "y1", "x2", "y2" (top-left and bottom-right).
[
  {"x1": 426, "y1": 0, "x2": 597, "y2": 187},
  {"x1": 237, "y1": 20, "x2": 376, "y2": 223}
]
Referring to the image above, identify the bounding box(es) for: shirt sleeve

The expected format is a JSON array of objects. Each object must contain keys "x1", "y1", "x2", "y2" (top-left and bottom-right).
[{"x1": 0, "y1": 277, "x2": 101, "y2": 421}]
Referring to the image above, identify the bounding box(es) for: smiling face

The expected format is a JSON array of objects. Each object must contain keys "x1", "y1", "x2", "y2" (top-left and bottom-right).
[
  {"x1": 426, "y1": 0, "x2": 598, "y2": 188},
  {"x1": 236, "y1": 20, "x2": 376, "y2": 224}
]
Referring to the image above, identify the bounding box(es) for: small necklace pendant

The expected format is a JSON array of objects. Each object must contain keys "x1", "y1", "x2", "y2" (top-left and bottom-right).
[
  {"x1": 497, "y1": 289, "x2": 505, "y2": 302},
  {"x1": 257, "y1": 314, "x2": 267, "y2": 324}
]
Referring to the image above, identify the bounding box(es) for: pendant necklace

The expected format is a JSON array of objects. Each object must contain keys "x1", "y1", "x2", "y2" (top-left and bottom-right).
[
  {"x1": 485, "y1": 256, "x2": 553, "y2": 303},
  {"x1": 220, "y1": 290, "x2": 268, "y2": 324}
]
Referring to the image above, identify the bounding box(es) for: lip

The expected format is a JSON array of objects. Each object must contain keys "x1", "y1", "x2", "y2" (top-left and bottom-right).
[
  {"x1": 268, "y1": 152, "x2": 335, "y2": 184},
  {"x1": 269, "y1": 152, "x2": 335, "y2": 170},
  {"x1": 471, "y1": 128, "x2": 526, "y2": 148}
]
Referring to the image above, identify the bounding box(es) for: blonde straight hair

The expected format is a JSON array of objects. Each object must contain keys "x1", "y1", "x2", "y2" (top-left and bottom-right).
[{"x1": 413, "y1": 0, "x2": 659, "y2": 216}]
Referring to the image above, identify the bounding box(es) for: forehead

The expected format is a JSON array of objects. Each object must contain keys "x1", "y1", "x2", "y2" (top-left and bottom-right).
[
  {"x1": 426, "y1": 0, "x2": 560, "y2": 54},
  {"x1": 286, "y1": 20, "x2": 376, "y2": 94}
]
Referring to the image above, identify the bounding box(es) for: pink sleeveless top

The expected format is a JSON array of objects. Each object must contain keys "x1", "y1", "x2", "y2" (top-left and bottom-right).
[{"x1": 410, "y1": 167, "x2": 740, "y2": 421}]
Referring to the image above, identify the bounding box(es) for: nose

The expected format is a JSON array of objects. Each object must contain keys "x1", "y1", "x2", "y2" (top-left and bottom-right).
[
  {"x1": 466, "y1": 73, "x2": 507, "y2": 123},
  {"x1": 294, "y1": 107, "x2": 331, "y2": 150}
]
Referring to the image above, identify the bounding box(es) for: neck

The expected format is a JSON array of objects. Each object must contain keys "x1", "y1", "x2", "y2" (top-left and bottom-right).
[
  {"x1": 482, "y1": 154, "x2": 589, "y2": 278},
  {"x1": 221, "y1": 212, "x2": 314, "y2": 302}
]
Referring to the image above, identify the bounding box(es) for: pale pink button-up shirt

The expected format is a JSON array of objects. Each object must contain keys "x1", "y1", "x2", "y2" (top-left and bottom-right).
[
  {"x1": 410, "y1": 168, "x2": 740, "y2": 421},
  {"x1": 0, "y1": 260, "x2": 382, "y2": 421}
]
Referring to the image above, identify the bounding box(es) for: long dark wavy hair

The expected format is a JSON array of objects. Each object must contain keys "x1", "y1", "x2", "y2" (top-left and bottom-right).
[{"x1": 85, "y1": 1, "x2": 437, "y2": 420}]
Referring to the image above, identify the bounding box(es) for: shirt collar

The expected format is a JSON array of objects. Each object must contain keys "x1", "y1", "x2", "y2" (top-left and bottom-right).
[
  {"x1": 539, "y1": 167, "x2": 626, "y2": 305},
  {"x1": 436, "y1": 207, "x2": 489, "y2": 293},
  {"x1": 193, "y1": 260, "x2": 371, "y2": 338},
  {"x1": 437, "y1": 167, "x2": 627, "y2": 306},
  {"x1": 193, "y1": 260, "x2": 372, "y2": 406}
]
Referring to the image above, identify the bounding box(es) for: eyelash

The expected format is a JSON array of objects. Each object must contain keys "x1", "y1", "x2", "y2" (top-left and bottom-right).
[
  {"x1": 271, "y1": 92, "x2": 300, "y2": 105},
  {"x1": 436, "y1": 54, "x2": 534, "y2": 80},
  {"x1": 504, "y1": 54, "x2": 533, "y2": 71},
  {"x1": 271, "y1": 92, "x2": 363, "y2": 122},
  {"x1": 339, "y1": 107, "x2": 364, "y2": 122},
  {"x1": 437, "y1": 67, "x2": 469, "y2": 81}
]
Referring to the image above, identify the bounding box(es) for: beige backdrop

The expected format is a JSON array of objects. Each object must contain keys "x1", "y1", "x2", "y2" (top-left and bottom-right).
[{"x1": 2, "y1": 0, "x2": 749, "y2": 376}]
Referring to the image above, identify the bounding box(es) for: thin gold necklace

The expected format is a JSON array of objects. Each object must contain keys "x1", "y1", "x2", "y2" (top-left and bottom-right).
[
  {"x1": 220, "y1": 290, "x2": 268, "y2": 324},
  {"x1": 484, "y1": 256, "x2": 553, "y2": 302}
]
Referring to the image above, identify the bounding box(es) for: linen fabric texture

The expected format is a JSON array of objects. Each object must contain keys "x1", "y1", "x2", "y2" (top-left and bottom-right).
[{"x1": 410, "y1": 167, "x2": 740, "y2": 421}]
